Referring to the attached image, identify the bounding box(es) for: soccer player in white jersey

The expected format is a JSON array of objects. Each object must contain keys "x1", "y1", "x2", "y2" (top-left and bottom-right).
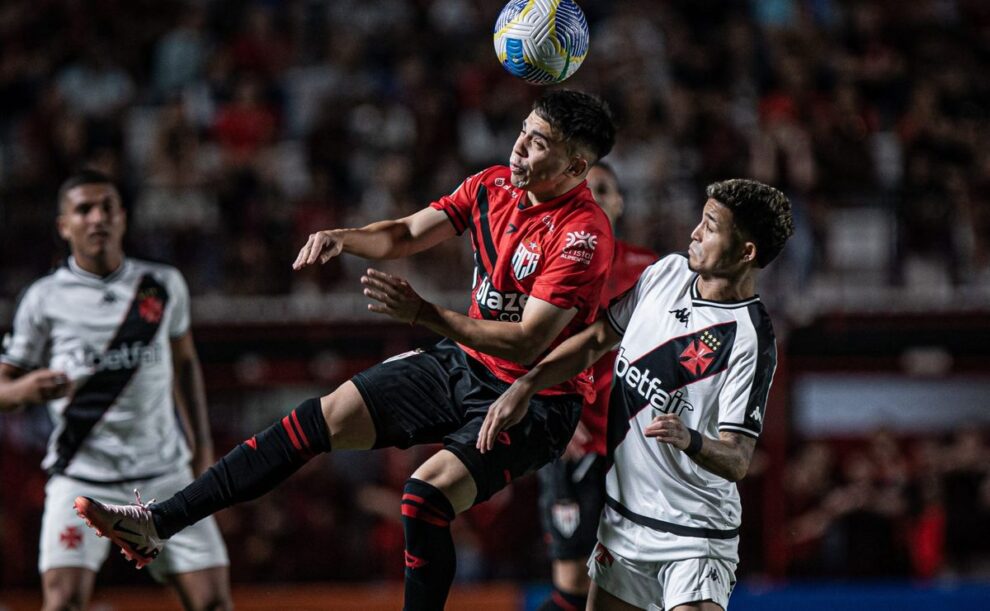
[
  {"x1": 479, "y1": 179, "x2": 794, "y2": 611},
  {"x1": 0, "y1": 170, "x2": 231, "y2": 610}
]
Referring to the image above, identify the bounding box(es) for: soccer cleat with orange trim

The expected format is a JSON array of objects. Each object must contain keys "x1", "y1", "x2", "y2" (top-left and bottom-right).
[{"x1": 74, "y1": 490, "x2": 164, "y2": 569}]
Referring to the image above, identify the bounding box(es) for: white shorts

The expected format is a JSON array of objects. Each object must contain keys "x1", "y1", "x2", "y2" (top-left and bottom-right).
[
  {"x1": 40, "y1": 468, "x2": 229, "y2": 581},
  {"x1": 587, "y1": 542, "x2": 737, "y2": 611}
]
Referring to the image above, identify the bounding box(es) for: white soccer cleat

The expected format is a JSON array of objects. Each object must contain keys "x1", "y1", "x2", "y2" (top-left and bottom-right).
[{"x1": 74, "y1": 490, "x2": 164, "y2": 569}]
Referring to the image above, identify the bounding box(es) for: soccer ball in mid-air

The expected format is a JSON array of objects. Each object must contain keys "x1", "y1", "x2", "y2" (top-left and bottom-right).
[{"x1": 493, "y1": 0, "x2": 590, "y2": 85}]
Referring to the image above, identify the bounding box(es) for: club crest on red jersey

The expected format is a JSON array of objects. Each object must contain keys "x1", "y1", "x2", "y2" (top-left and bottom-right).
[{"x1": 511, "y1": 241, "x2": 541, "y2": 280}]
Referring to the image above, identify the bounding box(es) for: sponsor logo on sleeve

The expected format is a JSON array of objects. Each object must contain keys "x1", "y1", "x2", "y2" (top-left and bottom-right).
[{"x1": 561, "y1": 230, "x2": 598, "y2": 265}]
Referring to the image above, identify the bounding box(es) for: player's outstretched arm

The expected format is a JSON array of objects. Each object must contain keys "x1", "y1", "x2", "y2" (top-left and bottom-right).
[
  {"x1": 476, "y1": 317, "x2": 619, "y2": 452},
  {"x1": 0, "y1": 363, "x2": 71, "y2": 412},
  {"x1": 644, "y1": 416, "x2": 756, "y2": 482},
  {"x1": 361, "y1": 268, "x2": 583, "y2": 365},
  {"x1": 292, "y1": 206, "x2": 455, "y2": 269}
]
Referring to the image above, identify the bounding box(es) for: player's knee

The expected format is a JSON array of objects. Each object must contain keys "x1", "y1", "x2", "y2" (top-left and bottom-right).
[
  {"x1": 401, "y1": 478, "x2": 455, "y2": 526},
  {"x1": 320, "y1": 383, "x2": 375, "y2": 450}
]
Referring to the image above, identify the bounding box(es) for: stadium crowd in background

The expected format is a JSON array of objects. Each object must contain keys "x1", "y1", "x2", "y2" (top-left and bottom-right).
[{"x1": 2, "y1": 0, "x2": 990, "y2": 300}]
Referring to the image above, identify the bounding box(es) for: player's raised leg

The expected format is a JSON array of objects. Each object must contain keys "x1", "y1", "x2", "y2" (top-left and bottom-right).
[{"x1": 75, "y1": 381, "x2": 374, "y2": 566}]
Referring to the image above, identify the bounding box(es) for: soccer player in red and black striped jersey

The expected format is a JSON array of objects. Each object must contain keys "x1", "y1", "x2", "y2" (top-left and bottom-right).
[
  {"x1": 76, "y1": 89, "x2": 617, "y2": 611},
  {"x1": 536, "y1": 163, "x2": 658, "y2": 611}
]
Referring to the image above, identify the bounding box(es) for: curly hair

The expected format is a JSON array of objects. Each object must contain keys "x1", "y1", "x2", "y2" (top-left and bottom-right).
[
  {"x1": 706, "y1": 179, "x2": 794, "y2": 268},
  {"x1": 532, "y1": 89, "x2": 616, "y2": 162}
]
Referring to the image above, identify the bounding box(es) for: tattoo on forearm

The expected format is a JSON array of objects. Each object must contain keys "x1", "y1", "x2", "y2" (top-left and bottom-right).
[{"x1": 689, "y1": 432, "x2": 755, "y2": 481}]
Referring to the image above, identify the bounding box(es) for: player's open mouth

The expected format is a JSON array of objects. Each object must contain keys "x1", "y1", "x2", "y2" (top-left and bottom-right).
[{"x1": 510, "y1": 163, "x2": 526, "y2": 174}]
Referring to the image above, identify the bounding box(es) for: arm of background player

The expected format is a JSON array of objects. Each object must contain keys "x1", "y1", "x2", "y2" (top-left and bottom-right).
[
  {"x1": 644, "y1": 417, "x2": 757, "y2": 482},
  {"x1": 293, "y1": 206, "x2": 456, "y2": 268},
  {"x1": 360, "y1": 268, "x2": 578, "y2": 365},
  {"x1": 0, "y1": 362, "x2": 70, "y2": 412},
  {"x1": 170, "y1": 332, "x2": 214, "y2": 475},
  {"x1": 476, "y1": 317, "x2": 620, "y2": 452}
]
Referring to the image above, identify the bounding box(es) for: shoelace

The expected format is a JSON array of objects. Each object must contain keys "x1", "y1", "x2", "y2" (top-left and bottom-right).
[{"x1": 112, "y1": 489, "x2": 157, "y2": 523}]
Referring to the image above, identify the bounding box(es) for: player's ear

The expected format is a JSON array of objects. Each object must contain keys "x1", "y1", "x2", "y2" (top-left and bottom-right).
[
  {"x1": 740, "y1": 240, "x2": 757, "y2": 265},
  {"x1": 56, "y1": 214, "x2": 70, "y2": 241},
  {"x1": 567, "y1": 155, "x2": 588, "y2": 178}
]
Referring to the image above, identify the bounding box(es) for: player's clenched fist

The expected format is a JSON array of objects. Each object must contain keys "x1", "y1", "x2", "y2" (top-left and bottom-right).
[
  {"x1": 18, "y1": 369, "x2": 71, "y2": 406},
  {"x1": 643, "y1": 413, "x2": 691, "y2": 451},
  {"x1": 292, "y1": 230, "x2": 345, "y2": 269}
]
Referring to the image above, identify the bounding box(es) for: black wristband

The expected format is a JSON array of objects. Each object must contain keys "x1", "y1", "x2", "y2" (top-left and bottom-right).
[{"x1": 685, "y1": 428, "x2": 703, "y2": 456}]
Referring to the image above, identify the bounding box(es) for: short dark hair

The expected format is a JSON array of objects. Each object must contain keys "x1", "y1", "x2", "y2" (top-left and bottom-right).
[
  {"x1": 533, "y1": 89, "x2": 616, "y2": 162},
  {"x1": 57, "y1": 169, "x2": 118, "y2": 208},
  {"x1": 706, "y1": 179, "x2": 794, "y2": 268}
]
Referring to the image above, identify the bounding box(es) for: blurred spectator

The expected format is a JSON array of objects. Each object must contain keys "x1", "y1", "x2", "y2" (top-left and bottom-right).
[{"x1": 152, "y1": 3, "x2": 211, "y2": 99}]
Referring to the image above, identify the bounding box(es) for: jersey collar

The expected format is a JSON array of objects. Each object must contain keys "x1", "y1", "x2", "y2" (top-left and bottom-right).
[
  {"x1": 67, "y1": 256, "x2": 129, "y2": 284},
  {"x1": 690, "y1": 274, "x2": 761, "y2": 308},
  {"x1": 515, "y1": 180, "x2": 589, "y2": 213}
]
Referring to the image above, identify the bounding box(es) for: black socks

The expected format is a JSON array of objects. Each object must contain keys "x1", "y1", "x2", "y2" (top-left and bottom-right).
[
  {"x1": 152, "y1": 397, "x2": 331, "y2": 538},
  {"x1": 401, "y1": 478, "x2": 457, "y2": 611}
]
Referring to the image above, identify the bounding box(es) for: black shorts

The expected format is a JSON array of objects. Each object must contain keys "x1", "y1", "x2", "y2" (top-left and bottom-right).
[
  {"x1": 538, "y1": 452, "x2": 607, "y2": 560},
  {"x1": 351, "y1": 339, "x2": 581, "y2": 504}
]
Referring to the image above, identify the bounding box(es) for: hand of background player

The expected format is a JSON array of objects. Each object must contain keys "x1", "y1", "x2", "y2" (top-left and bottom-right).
[
  {"x1": 292, "y1": 230, "x2": 345, "y2": 269},
  {"x1": 477, "y1": 379, "x2": 534, "y2": 453},
  {"x1": 17, "y1": 369, "x2": 71, "y2": 404},
  {"x1": 643, "y1": 413, "x2": 690, "y2": 451},
  {"x1": 361, "y1": 269, "x2": 426, "y2": 324}
]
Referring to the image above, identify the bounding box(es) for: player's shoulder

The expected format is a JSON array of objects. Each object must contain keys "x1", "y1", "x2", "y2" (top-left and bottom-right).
[
  {"x1": 555, "y1": 187, "x2": 612, "y2": 231},
  {"x1": 17, "y1": 263, "x2": 69, "y2": 303},
  {"x1": 127, "y1": 258, "x2": 188, "y2": 288},
  {"x1": 641, "y1": 251, "x2": 689, "y2": 279},
  {"x1": 742, "y1": 299, "x2": 775, "y2": 342}
]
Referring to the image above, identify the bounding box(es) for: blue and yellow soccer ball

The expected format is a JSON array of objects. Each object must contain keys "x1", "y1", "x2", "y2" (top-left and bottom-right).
[{"x1": 493, "y1": 0, "x2": 590, "y2": 85}]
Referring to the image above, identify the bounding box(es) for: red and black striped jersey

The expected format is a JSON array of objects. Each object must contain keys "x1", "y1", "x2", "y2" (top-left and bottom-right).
[{"x1": 430, "y1": 165, "x2": 613, "y2": 401}]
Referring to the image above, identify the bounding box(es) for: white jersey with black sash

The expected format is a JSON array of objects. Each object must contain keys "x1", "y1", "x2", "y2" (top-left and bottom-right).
[
  {"x1": 2, "y1": 257, "x2": 192, "y2": 483},
  {"x1": 599, "y1": 253, "x2": 777, "y2": 563}
]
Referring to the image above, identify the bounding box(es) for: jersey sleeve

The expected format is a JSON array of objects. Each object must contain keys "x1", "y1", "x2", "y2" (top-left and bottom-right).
[
  {"x1": 717, "y1": 310, "x2": 777, "y2": 439},
  {"x1": 1, "y1": 283, "x2": 50, "y2": 370},
  {"x1": 605, "y1": 259, "x2": 663, "y2": 335},
  {"x1": 529, "y1": 220, "x2": 613, "y2": 312},
  {"x1": 429, "y1": 170, "x2": 484, "y2": 236},
  {"x1": 167, "y1": 269, "x2": 191, "y2": 338}
]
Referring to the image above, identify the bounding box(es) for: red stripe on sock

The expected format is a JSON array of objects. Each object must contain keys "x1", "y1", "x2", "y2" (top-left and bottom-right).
[
  {"x1": 290, "y1": 410, "x2": 311, "y2": 449},
  {"x1": 551, "y1": 591, "x2": 581, "y2": 611},
  {"x1": 401, "y1": 493, "x2": 451, "y2": 522},
  {"x1": 401, "y1": 503, "x2": 449, "y2": 527},
  {"x1": 282, "y1": 416, "x2": 302, "y2": 451},
  {"x1": 246, "y1": 436, "x2": 257, "y2": 450}
]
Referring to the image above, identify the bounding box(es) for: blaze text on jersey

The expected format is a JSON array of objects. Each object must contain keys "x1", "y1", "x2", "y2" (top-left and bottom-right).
[{"x1": 474, "y1": 272, "x2": 529, "y2": 322}]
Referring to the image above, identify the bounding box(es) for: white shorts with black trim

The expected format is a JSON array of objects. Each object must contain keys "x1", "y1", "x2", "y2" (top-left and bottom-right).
[
  {"x1": 40, "y1": 467, "x2": 229, "y2": 581},
  {"x1": 587, "y1": 541, "x2": 737, "y2": 610}
]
